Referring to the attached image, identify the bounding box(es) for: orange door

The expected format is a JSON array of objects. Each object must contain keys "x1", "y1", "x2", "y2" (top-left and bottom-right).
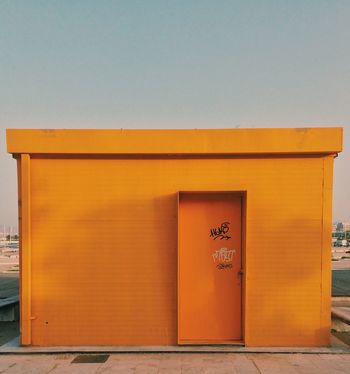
[{"x1": 178, "y1": 192, "x2": 242, "y2": 344}]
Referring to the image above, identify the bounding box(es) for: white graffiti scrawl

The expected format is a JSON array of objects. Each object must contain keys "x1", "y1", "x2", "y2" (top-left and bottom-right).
[{"x1": 212, "y1": 247, "x2": 236, "y2": 263}]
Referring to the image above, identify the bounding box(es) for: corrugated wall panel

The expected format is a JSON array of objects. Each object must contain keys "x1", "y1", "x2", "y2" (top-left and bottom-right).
[{"x1": 29, "y1": 157, "x2": 325, "y2": 346}]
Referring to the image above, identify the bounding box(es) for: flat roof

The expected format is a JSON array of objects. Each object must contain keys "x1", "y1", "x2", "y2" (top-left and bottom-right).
[{"x1": 6, "y1": 128, "x2": 342, "y2": 155}]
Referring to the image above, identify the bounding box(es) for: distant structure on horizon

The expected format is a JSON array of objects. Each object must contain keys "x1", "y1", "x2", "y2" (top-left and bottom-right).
[
  {"x1": 333, "y1": 222, "x2": 350, "y2": 232},
  {"x1": 0, "y1": 225, "x2": 18, "y2": 240}
]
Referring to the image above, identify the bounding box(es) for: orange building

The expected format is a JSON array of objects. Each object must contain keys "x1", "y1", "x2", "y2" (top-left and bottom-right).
[{"x1": 6, "y1": 127, "x2": 342, "y2": 347}]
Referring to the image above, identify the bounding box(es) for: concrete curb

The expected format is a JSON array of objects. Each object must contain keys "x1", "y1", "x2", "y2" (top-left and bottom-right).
[
  {"x1": 332, "y1": 307, "x2": 350, "y2": 325},
  {"x1": 1, "y1": 336, "x2": 349, "y2": 355}
]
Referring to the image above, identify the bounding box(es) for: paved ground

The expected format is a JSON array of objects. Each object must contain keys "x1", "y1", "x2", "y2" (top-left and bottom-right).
[
  {"x1": 0, "y1": 323, "x2": 19, "y2": 346},
  {"x1": 333, "y1": 270, "x2": 350, "y2": 296},
  {"x1": 0, "y1": 252, "x2": 19, "y2": 276},
  {"x1": 0, "y1": 275, "x2": 18, "y2": 299},
  {"x1": 332, "y1": 254, "x2": 350, "y2": 297},
  {"x1": 0, "y1": 252, "x2": 19, "y2": 301},
  {"x1": 334, "y1": 332, "x2": 350, "y2": 347},
  {"x1": 0, "y1": 353, "x2": 350, "y2": 373},
  {"x1": 332, "y1": 257, "x2": 350, "y2": 270}
]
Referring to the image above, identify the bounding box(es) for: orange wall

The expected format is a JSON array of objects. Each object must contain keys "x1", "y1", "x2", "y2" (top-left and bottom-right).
[{"x1": 18, "y1": 155, "x2": 332, "y2": 346}]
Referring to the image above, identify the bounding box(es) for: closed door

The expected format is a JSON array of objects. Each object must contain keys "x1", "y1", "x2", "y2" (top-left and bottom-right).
[{"x1": 178, "y1": 192, "x2": 242, "y2": 344}]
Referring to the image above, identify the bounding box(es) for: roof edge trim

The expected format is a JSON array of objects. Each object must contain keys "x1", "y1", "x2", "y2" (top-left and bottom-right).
[{"x1": 6, "y1": 128, "x2": 343, "y2": 155}]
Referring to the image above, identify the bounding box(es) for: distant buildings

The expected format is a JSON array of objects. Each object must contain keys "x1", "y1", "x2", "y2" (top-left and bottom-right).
[
  {"x1": 0, "y1": 226, "x2": 18, "y2": 242},
  {"x1": 333, "y1": 222, "x2": 350, "y2": 232},
  {"x1": 332, "y1": 222, "x2": 350, "y2": 246}
]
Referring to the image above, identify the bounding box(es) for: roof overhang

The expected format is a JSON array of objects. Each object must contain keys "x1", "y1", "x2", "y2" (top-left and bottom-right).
[{"x1": 6, "y1": 128, "x2": 343, "y2": 156}]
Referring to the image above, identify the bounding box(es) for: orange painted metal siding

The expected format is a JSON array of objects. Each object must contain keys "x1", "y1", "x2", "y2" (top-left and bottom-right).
[{"x1": 7, "y1": 128, "x2": 342, "y2": 347}]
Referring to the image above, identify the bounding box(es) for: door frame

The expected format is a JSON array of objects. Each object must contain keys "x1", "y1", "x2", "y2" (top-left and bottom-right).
[{"x1": 177, "y1": 190, "x2": 247, "y2": 345}]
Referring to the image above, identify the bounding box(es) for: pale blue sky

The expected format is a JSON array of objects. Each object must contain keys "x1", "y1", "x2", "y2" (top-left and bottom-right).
[{"x1": 0, "y1": 1, "x2": 349, "y2": 230}]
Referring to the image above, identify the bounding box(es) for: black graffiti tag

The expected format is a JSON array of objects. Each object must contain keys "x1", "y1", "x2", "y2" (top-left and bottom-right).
[{"x1": 209, "y1": 221, "x2": 231, "y2": 240}]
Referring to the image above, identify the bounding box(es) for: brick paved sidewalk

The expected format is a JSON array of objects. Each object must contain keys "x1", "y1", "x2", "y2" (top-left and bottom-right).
[{"x1": 0, "y1": 353, "x2": 350, "y2": 373}]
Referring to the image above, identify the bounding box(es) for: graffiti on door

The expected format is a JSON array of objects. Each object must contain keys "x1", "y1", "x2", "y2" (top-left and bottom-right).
[
  {"x1": 212, "y1": 247, "x2": 236, "y2": 270},
  {"x1": 209, "y1": 221, "x2": 231, "y2": 240}
]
